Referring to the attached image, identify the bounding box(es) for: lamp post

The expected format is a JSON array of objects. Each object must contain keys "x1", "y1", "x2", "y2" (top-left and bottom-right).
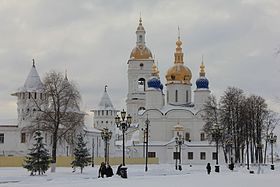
[
  {"x1": 115, "y1": 109, "x2": 132, "y2": 166},
  {"x1": 91, "y1": 138, "x2": 94, "y2": 167},
  {"x1": 267, "y1": 132, "x2": 277, "y2": 170},
  {"x1": 211, "y1": 123, "x2": 222, "y2": 173},
  {"x1": 175, "y1": 135, "x2": 184, "y2": 171},
  {"x1": 101, "y1": 128, "x2": 112, "y2": 164},
  {"x1": 144, "y1": 116, "x2": 150, "y2": 172}
]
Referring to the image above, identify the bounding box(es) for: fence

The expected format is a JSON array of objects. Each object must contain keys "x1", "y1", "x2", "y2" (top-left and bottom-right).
[{"x1": 0, "y1": 156, "x2": 159, "y2": 167}]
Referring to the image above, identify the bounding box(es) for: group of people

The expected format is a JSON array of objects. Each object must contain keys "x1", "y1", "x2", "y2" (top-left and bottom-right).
[
  {"x1": 98, "y1": 162, "x2": 114, "y2": 178},
  {"x1": 98, "y1": 163, "x2": 126, "y2": 178}
]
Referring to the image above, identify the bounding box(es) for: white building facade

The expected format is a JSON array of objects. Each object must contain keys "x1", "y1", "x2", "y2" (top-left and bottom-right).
[{"x1": 124, "y1": 19, "x2": 220, "y2": 165}]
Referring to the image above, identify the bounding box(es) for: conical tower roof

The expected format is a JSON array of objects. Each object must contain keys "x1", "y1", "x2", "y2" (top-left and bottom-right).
[
  {"x1": 97, "y1": 85, "x2": 115, "y2": 110},
  {"x1": 14, "y1": 60, "x2": 44, "y2": 94}
]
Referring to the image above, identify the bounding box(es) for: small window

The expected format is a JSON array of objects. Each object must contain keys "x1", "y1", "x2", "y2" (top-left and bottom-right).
[
  {"x1": 186, "y1": 91, "x2": 188, "y2": 102},
  {"x1": 200, "y1": 152, "x2": 206, "y2": 160},
  {"x1": 185, "y1": 132, "x2": 190, "y2": 141},
  {"x1": 175, "y1": 90, "x2": 178, "y2": 102},
  {"x1": 106, "y1": 111, "x2": 108, "y2": 115},
  {"x1": 200, "y1": 133, "x2": 206, "y2": 141},
  {"x1": 40, "y1": 93, "x2": 43, "y2": 100},
  {"x1": 0, "y1": 133, "x2": 4, "y2": 143},
  {"x1": 171, "y1": 75, "x2": 175, "y2": 80},
  {"x1": 212, "y1": 152, "x2": 217, "y2": 160},
  {"x1": 140, "y1": 63, "x2": 144, "y2": 68},
  {"x1": 102, "y1": 111, "x2": 104, "y2": 116},
  {"x1": 21, "y1": 133, "x2": 26, "y2": 143},
  {"x1": 188, "y1": 152, "x2": 193, "y2": 160},
  {"x1": 29, "y1": 92, "x2": 31, "y2": 99},
  {"x1": 34, "y1": 92, "x2": 37, "y2": 99},
  {"x1": 148, "y1": 152, "x2": 156, "y2": 158},
  {"x1": 139, "y1": 35, "x2": 143, "y2": 42}
]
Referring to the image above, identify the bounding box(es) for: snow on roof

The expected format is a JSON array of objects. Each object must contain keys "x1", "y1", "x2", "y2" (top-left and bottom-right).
[
  {"x1": 15, "y1": 63, "x2": 44, "y2": 93},
  {"x1": 83, "y1": 126, "x2": 101, "y2": 133},
  {"x1": 94, "y1": 87, "x2": 115, "y2": 111},
  {"x1": 139, "y1": 104, "x2": 198, "y2": 116},
  {"x1": 0, "y1": 119, "x2": 17, "y2": 127}
]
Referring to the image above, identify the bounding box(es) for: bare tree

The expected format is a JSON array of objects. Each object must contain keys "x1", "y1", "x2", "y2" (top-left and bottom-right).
[{"x1": 29, "y1": 71, "x2": 85, "y2": 168}]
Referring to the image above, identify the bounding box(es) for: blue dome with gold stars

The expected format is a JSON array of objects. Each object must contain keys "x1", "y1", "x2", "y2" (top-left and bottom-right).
[
  {"x1": 196, "y1": 77, "x2": 209, "y2": 89},
  {"x1": 148, "y1": 77, "x2": 161, "y2": 89},
  {"x1": 196, "y1": 62, "x2": 209, "y2": 89}
]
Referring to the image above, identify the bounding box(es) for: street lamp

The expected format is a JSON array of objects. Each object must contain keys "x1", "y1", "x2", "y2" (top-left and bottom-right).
[
  {"x1": 115, "y1": 109, "x2": 132, "y2": 166},
  {"x1": 101, "y1": 128, "x2": 112, "y2": 164},
  {"x1": 144, "y1": 116, "x2": 150, "y2": 172},
  {"x1": 91, "y1": 138, "x2": 95, "y2": 167},
  {"x1": 175, "y1": 135, "x2": 184, "y2": 171},
  {"x1": 211, "y1": 123, "x2": 222, "y2": 173},
  {"x1": 267, "y1": 132, "x2": 277, "y2": 170}
]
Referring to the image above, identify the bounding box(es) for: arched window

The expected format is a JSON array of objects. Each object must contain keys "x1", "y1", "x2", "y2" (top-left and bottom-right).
[
  {"x1": 34, "y1": 92, "x2": 37, "y2": 99},
  {"x1": 175, "y1": 90, "x2": 178, "y2": 102},
  {"x1": 139, "y1": 35, "x2": 143, "y2": 42},
  {"x1": 28, "y1": 93, "x2": 31, "y2": 99},
  {"x1": 138, "y1": 78, "x2": 145, "y2": 91},
  {"x1": 138, "y1": 107, "x2": 145, "y2": 112}
]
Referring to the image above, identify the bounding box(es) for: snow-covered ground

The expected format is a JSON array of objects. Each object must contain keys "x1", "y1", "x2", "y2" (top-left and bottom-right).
[{"x1": 0, "y1": 164, "x2": 279, "y2": 187}]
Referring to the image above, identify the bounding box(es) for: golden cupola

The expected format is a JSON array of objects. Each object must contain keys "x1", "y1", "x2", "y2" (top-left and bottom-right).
[
  {"x1": 166, "y1": 35, "x2": 192, "y2": 85},
  {"x1": 130, "y1": 18, "x2": 153, "y2": 60}
]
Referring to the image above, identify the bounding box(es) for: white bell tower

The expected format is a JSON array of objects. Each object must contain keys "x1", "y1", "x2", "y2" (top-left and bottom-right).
[{"x1": 126, "y1": 18, "x2": 154, "y2": 123}]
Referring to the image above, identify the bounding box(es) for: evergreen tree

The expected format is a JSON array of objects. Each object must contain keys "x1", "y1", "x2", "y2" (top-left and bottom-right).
[
  {"x1": 23, "y1": 130, "x2": 50, "y2": 175},
  {"x1": 71, "y1": 133, "x2": 91, "y2": 173}
]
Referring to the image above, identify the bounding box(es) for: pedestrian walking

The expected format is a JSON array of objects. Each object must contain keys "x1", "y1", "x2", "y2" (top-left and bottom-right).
[{"x1": 206, "y1": 163, "x2": 211, "y2": 175}]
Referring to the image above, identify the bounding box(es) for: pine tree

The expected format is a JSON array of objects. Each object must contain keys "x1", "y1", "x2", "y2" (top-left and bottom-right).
[
  {"x1": 23, "y1": 130, "x2": 50, "y2": 175},
  {"x1": 71, "y1": 133, "x2": 91, "y2": 173}
]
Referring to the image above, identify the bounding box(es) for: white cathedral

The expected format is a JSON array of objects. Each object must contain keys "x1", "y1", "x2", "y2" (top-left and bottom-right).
[{"x1": 0, "y1": 18, "x2": 219, "y2": 165}]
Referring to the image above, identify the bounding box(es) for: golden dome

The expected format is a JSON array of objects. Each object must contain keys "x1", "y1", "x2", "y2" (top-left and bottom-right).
[
  {"x1": 151, "y1": 62, "x2": 159, "y2": 76},
  {"x1": 130, "y1": 45, "x2": 153, "y2": 59},
  {"x1": 166, "y1": 64, "x2": 192, "y2": 84},
  {"x1": 165, "y1": 34, "x2": 192, "y2": 84}
]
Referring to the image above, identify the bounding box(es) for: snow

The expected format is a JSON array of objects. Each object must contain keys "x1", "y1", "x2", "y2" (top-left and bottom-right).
[{"x1": 0, "y1": 164, "x2": 279, "y2": 187}]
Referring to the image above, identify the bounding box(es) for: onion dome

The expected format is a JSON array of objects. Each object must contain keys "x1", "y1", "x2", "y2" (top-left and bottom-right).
[
  {"x1": 147, "y1": 62, "x2": 163, "y2": 90},
  {"x1": 196, "y1": 62, "x2": 209, "y2": 89},
  {"x1": 130, "y1": 46, "x2": 153, "y2": 59},
  {"x1": 166, "y1": 35, "x2": 192, "y2": 85},
  {"x1": 147, "y1": 77, "x2": 161, "y2": 89},
  {"x1": 130, "y1": 18, "x2": 153, "y2": 60}
]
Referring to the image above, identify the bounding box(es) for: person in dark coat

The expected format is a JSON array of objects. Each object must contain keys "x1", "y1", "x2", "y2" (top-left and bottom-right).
[
  {"x1": 106, "y1": 164, "x2": 114, "y2": 177},
  {"x1": 98, "y1": 162, "x2": 106, "y2": 178},
  {"x1": 206, "y1": 163, "x2": 211, "y2": 175},
  {"x1": 116, "y1": 164, "x2": 122, "y2": 176}
]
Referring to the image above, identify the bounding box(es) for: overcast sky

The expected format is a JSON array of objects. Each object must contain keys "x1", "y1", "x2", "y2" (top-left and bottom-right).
[{"x1": 0, "y1": 0, "x2": 280, "y2": 124}]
